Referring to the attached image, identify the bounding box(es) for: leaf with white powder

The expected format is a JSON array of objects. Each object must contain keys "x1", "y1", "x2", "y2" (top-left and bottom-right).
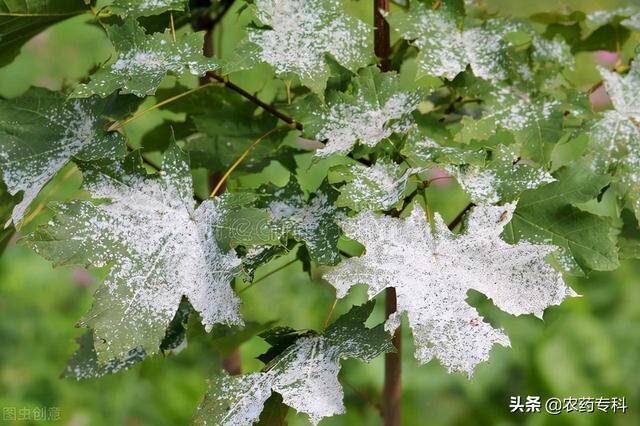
[
  {"x1": 446, "y1": 145, "x2": 555, "y2": 204},
  {"x1": 257, "y1": 179, "x2": 343, "y2": 265},
  {"x1": 0, "y1": 87, "x2": 137, "y2": 225},
  {"x1": 296, "y1": 66, "x2": 421, "y2": 157},
  {"x1": 228, "y1": 0, "x2": 372, "y2": 94},
  {"x1": 588, "y1": 60, "x2": 640, "y2": 220},
  {"x1": 329, "y1": 158, "x2": 416, "y2": 211},
  {"x1": 324, "y1": 203, "x2": 576, "y2": 376},
  {"x1": 387, "y1": 5, "x2": 572, "y2": 82},
  {"x1": 73, "y1": 18, "x2": 218, "y2": 97},
  {"x1": 109, "y1": 0, "x2": 186, "y2": 17},
  {"x1": 25, "y1": 145, "x2": 243, "y2": 361},
  {"x1": 193, "y1": 302, "x2": 393, "y2": 426}
]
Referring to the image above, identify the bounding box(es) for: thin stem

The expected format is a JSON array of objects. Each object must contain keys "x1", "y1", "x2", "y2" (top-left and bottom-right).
[
  {"x1": 20, "y1": 166, "x2": 78, "y2": 228},
  {"x1": 204, "y1": 72, "x2": 303, "y2": 130},
  {"x1": 322, "y1": 298, "x2": 339, "y2": 330},
  {"x1": 108, "y1": 82, "x2": 215, "y2": 131},
  {"x1": 447, "y1": 202, "x2": 475, "y2": 230},
  {"x1": 209, "y1": 125, "x2": 289, "y2": 197},
  {"x1": 169, "y1": 12, "x2": 177, "y2": 42},
  {"x1": 238, "y1": 258, "x2": 297, "y2": 294}
]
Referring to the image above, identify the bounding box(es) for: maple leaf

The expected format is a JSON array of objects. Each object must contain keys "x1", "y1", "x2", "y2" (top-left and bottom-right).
[
  {"x1": 444, "y1": 145, "x2": 555, "y2": 204},
  {"x1": 324, "y1": 203, "x2": 576, "y2": 375},
  {"x1": 295, "y1": 67, "x2": 421, "y2": 157},
  {"x1": 0, "y1": 87, "x2": 137, "y2": 225},
  {"x1": 386, "y1": 4, "x2": 572, "y2": 82},
  {"x1": 109, "y1": 0, "x2": 186, "y2": 17},
  {"x1": 256, "y1": 179, "x2": 343, "y2": 265},
  {"x1": 228, "y1": 0, "x2": 372, "y2": 94},
  {"x1": 589, "y1": 59, "x2": 640, "y2": 219},
  {"x1": 73, "y1": 18, "x2": 218, "y2": 98},
  {"x1": 25, "y1": 145, "x2": 243, "y2": 361},
  {"x1": 193, "y1": 302, "x2": 393, "y2": 425},
  {"x1": 329, "y1": 158, "x2": 416, "y2": 211}
]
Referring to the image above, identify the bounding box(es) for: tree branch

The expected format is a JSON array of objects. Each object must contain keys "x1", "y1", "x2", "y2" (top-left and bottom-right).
[
  {"x1": 374, "y1": 1, "x2": 401, "y2": 425},
  {"x1": 203, "y1": 71, "x2": 303, "y2": 130}
]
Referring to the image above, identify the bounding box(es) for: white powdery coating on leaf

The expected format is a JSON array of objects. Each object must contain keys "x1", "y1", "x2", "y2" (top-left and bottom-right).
[
  {"x1": 315, "y1": 92, "x2": 421, "y2": 157},
  {"x1": 324, "y1": 204, "x2": 576, "y2": 375},
  {"x1": 248, "y1": 0, "x2": 368, "y2": 81},
  {"x1": 598, "y1": 64, "x2": 640, "y2": 121},
  {"x1": 341, "y1": 160, "x2": 415, "y2": 210},
  {"x1": 0, "y1": 101, "x2": 109, "y2": 225},
  {"x1": 447, "y1": 166, "x2": 500, "y2": 204},
  {"x1": 197, "y1": 336, "x2": 346, "y2": 426},
  {"x1": 268, "y1": 190, "x2": 336, "y2": 254},
  {"x1": 269, "y1": 336, "x2": 344, "y2": 425},
  {"x1": 68, "y1": 170, "x2": 242, "y2": 358}
]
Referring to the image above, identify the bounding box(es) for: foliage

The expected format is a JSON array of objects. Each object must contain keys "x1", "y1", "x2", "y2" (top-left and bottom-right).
[{"x1": 1, "y1": 0, "x2": 639, "y2": 424}]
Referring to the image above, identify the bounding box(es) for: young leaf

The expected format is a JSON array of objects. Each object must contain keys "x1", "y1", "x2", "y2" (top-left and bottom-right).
[
  {"x1": 228, "y1": 0, "x2": 372, "y2": 94},
  {"x1": 24, "y1": 145, "x2": 244, "y2": 361},
  {"x1": 0, "y1": 87, "x2": 135, "y2": 225},
  {"x1": 503, "y1": 161, "x2": 619, "y2": 273},
  {"x1": 329, "y1": 158, "x2": 415, "y2": 211},
  {"x1": 446, "y1": 145, "x2": 555, "y2": 204},
  {"x1": 109, "y1": 0, "x2": 186, "y2": 17},
  {"x1": 295, "y1": 67, "x2": 421, "y2": 157},
  {"x1": 73, "y1": 18, "x2": 218, "y2": 97},
  {"x1": 324, "y1": 204, "x2": 575, "y2": 376},
  {"x1": 256, "y1": 179, "x2": 343, "y2": 265},
  {"x1": 193, "y1": 302, "x2": 393, "y2": 425}
]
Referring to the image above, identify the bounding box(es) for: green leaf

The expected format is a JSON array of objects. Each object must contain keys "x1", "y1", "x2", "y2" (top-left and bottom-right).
[
  {"x1": 0, "y1": 0, "x2": 89, "y2": 67},
  {"x1": 0, "y1": 87, "x2": 137, "y2": 225},
  {"x1": 109, "y1": 0, "x2": 186, "y2": 17},
  {"x1": 446, "y1": 145, "x2": 555, "y2": 204},
  {"x1": 193, "y1": 302, "x2": 392, "y2": 426},
  {"x1": 63, "y1": 330, "x2": 146, "y2": 380},
  {"x1": 24, "y1": 145, "x2": 244, "y2": 361},
  {"x1": 227, "y1": 0, "x2": 373, "y2": 94},
  {"x1": 588, "y1": 59, "x2": 640, "y2": 221},
  {"x1": 503, "y1": 161, "x2": 619, "y2": 273},
  {"x1": 325, "y1": 203, "x2": 575, "y2": 375},
  {"x1": 295, "y1": 66, "x2": 420, "y2": 157},
  {"x1": 256, "y1": 179, "x2": 344, "y2": 265},
  {"x1": 387, "y1": 5, "x2": 574, "y2": 83},
  {"x1": 255, "y1": 393, "x2": 288, "y2": 426},
  {"x1": 73, "y1": 18, "x2": 218, "y2": 97},
  {"x1": 209, "y1": 321, "x2": 277, "y2": 357},
  {"x1": 329, "y1": 158, "x2": 415, "y2": 211}
]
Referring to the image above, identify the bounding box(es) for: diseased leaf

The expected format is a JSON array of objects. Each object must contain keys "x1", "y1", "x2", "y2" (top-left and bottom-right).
[
  {"x1": 256, "y1": 179, "x2": 344, "y2": 265},
  {"x1": 587, "y1": 60, "x2": 640, "y2": 221},
  {"x1": 228, "y1": 0, "x2": 373, "y2": 94},
  {"x1": 503, "y1": 161, "x2": 619, "y2": 273},
  {"x1": 0, "y1": 0, "x2": 89, "y2": 67},
  {"x1": 295, "y1": 66, "x2": 421, "y2": 157},
  {"x1": 193, "y1": 302, "x2": 393, "y2": 426},
  {"x1": 109, "y1": 0, "x2": 186, "y2": 17},
  {"x1": 386, "y1": 5, "x2": 572, "y2": 82},
  {"x1": 73, "y1": 18, "x2": 218, "y2": 97},
  {"x1": 64, "y1": 330, "x2": 146, "y2": 380},
  {"x1": 329, "y1": 158, "x2": 415, "y2": 211},
  {"x1": 0, "y1": 87, "x2": 137, "y2": 225},
  {"x1": 324, "y1": 203, "x2": 575, "y2": 376},
  {"x1": 446, "y1": 145, "x2": 555, "y2": 204},
  {"x1": 24, "y1": 145, "x2": 244, "y2": 361}
]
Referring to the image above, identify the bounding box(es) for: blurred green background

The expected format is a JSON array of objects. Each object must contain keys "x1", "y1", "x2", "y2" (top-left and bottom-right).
[{"x1": 1, "y1": 0, "x2": 639, "y2": 425}]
